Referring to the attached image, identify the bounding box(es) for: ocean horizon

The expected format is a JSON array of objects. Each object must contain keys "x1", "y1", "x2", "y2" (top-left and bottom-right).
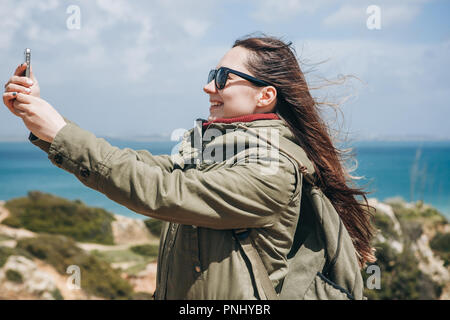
[{"x1": 1, "y1": 139, "x2": 449, "y2": 220}]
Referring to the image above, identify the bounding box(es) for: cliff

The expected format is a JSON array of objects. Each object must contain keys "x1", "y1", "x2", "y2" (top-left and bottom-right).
[
  {"x1": 0, "y1": 191, "x2": 160, "y2": 300},
  {"x1": 0, "y1": 191, "x2": 449, "y2": 300},
  {"x1": 363, "y1": 197, "x2": 449, "y2": 299}
]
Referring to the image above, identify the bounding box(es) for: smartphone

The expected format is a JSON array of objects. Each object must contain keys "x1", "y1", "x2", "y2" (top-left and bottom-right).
[{"x1": 24, "y1": 48, "x2": 31, "y2": 78}]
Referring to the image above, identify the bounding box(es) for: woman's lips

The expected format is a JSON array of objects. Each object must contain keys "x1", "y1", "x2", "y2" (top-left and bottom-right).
[{"x1": 209, "y1": 103, "x2": 223, "y2": 111}]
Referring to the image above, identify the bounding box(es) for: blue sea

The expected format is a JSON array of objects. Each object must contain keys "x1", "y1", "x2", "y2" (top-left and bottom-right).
[{"x1": 0, "y1": 139, "x2": 449, "y2": 220}]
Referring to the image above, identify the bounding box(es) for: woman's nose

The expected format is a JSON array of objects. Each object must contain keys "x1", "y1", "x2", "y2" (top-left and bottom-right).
[{"x1": 203, "y1": 80, "x2": 217, "y2": 94}]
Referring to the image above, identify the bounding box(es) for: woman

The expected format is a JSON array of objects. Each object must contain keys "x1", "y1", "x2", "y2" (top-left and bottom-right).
[{"x1": 3, "y1": 34, "x2": 375, "y2": 300}]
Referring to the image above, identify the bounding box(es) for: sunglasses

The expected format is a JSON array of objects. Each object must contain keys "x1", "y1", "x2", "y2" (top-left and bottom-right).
[{"x1": 207, "y1": 67, "x2": 273, "y2": 90}]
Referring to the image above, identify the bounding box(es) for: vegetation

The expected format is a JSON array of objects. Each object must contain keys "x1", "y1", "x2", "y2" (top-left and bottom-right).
[
  {"x1": 363, "y1": 242, "x2": 441, "y2": 300},
  {"x1": 144, "y1": 218, "x2": 163, "y2": 237},
  {"x1": 5, "y1": 269, "x2": 23, "y2": 283},
  {"x1": 130, "y1": 244, "x2": 159, "y2": 257},
  {"x1": 91, "y1": 249, "x2": 147, "y2": 264},
  {"x1": 16, "y1": 234, "x2": 134, "y2": 299},
  {"x1": 0, "y1": 246, "x2": 34, "y2": 268},
  {"x1": 3, "y1": 191, "x2": 115, "y2": 245},
  {"x1": 2, "y1": 191, "x2": 447, "y2": 300},
  {"x1": 430, "y1": 232, "x2": 450, "y2": 267},
  {"x1": 0, "y1": 234, "x2": 12, "y2": 241},
  {"x1": 91, "y1": 246, "x2": 158, "y2": 276},
  {"x1": 131, "y1": 292, "x2": 154, "y2": 300},
  {"x1": 363, "y1": 200, "x2": 448, "y2": 300},
  {"x1": 370, "y1": 207, "x2": 400, "y2": 240},
  {"x1": 51, "y1": 288, "x2": 64, "y2": 300},
  {"x1": 387, "y1": 199, "x2": 447, "y2": 227}
]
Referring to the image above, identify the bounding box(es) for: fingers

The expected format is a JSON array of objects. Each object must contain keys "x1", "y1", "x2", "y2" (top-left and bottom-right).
[
  {"x1": 2, "y1": 91, "x2": 16, "y2": 108},
  {"x1": 2, "y1": 92, "x2": 24, "y2": 117},
  {"x1": 4, "y1": 75, "x2": 33, "y2": 89},
  {"x1": 14, "y1": 63, "x2": 27, "y2": 76},
  {"x1": 13, "y1": 99, "x2": 29, "y2": 113},
  {"x1": 14, "y1": 92, "x2": 33, "y2": 104},
  {"x1": 5, "y1": 82, "x2": 32, "y2": 94},
  {"x1": 29, "y1": 65, "x2": 37, "y2": 82},
  {"x1": 17, "y1": 63, "x2": 37, "y2": 82}
]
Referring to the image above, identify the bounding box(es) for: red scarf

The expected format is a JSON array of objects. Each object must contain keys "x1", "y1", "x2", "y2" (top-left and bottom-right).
[{"x1": 202, "y1": 113, "x2": 280, "y2": 128}]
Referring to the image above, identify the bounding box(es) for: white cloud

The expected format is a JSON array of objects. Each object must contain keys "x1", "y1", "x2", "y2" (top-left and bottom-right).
[
  {"x1": 250, "y1": 0, "x2": 433, "y2": 24},
  {"x1": 0, "y1": 0, "x2": 217, "y2": 83},
  {"x1": 250, "y1": 0, "x2": 334, "y2": 22},
  {"x1": 296, "y1": 38, "x2": 447, "y2": 88},
  {"x1": 323, "y1": 5, "x2": 366, "y2": 27},
  {"x1": 323, "y1": 4, "x2": 422, "y2": 28},
  {"x1": 181, "y1": 19, "x2": 210, "y2": 38},
  {"x1": 295, "y1": 38, "x2": 450, "y2": 137},
  {"x1": 0, "y1": 0, "x2": 446, "y2": 139}
]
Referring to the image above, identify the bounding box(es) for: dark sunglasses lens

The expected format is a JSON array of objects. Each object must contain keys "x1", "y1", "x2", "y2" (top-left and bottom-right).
[
  {"x1": 216, "y1": 68, "x2": 227, "y2": 89},
  {"x1": 207, "y1": 70, "x2": 216, "y2": 84}
]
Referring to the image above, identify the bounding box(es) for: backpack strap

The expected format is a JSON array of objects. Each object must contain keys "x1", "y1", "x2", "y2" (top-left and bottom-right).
[
  {"x1": 233, "y1": 229, "x2": 279, "y2": 300},
  {"x1": 232, "y1": 123, "x2": 322, "y2": 299},
  {"x1": 322, "y1": 218, "x2": 344, "y2": 278}
]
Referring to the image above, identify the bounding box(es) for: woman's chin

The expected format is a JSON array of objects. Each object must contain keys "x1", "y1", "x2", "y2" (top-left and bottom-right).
[{"x1": 208, "y1": 112, "x2": 223, "y2": 121}]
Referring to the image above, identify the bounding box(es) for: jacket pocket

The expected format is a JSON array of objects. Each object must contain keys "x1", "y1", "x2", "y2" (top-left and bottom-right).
[{"x1": 303, "y1": 272, "x2": 354, "y2": 300}]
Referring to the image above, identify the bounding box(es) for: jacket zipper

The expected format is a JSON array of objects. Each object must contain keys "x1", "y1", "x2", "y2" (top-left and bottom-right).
[{"x1": 157, "y1": 222, "x2": 178, "y2": 299}]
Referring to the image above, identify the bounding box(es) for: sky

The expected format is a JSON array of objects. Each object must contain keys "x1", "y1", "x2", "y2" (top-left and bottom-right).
[{"x1": 0, "y1": 0, "x2": 449, "y2": 141}]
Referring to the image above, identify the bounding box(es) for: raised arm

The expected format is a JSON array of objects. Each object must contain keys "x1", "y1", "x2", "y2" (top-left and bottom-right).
[
  {"x1": 28, "y1": 117, "x2": 176, "y2": 173},
  {"x1": 47, "y1": 122, "x2": 300, "y2": 229}
]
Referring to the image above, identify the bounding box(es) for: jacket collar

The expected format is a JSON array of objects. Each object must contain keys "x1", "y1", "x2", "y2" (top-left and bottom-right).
[{"x1": 200, "y1": 113, "x2": 280, "y2": 127}]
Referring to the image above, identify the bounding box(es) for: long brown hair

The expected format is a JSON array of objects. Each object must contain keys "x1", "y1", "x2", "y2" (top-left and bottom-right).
[{"x1": 233, "y1": 33, "x2": 376, "y2": 268}]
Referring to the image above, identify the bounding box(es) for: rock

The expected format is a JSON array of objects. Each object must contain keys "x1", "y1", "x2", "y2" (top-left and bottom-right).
[
  {"x1": 0, "y1": 204, "x2": 36, "y2": 240},
  {"x1": 111, "y1": 214, "x2": 154, "y2": 245},
  {"x1": 0, "y1": 225, "x2": 36, "y2": 240},
  {"x1": 0, "y1": 240, "x2": 17, "y2": 248},
  {"x1": 368, "y1": 198, "x2": 403, "y2": 238},
  {"x1": 123, "y1": 262, "x2": 157, "y2": 295},
  {"x1": 411, "y1": 233, "x2": 449, "y2": 285},
  {"x1": 0, "y1": 255, "x2": 57, "y2": 299}
]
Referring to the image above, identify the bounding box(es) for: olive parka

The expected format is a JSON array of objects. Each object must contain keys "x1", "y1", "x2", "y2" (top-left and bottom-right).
[{"x1": 28, "y1": 112, "x2": 325, "y2": 299}]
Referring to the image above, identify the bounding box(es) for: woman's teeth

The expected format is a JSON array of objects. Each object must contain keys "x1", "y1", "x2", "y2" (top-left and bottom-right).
[{"x1": 210, "y1": 102, "x2": 223, "y2": 107}]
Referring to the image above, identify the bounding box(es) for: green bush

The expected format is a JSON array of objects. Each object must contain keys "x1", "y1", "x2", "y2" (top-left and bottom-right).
[
  {"x1": 51, "y1": 288, "x2": 64, "y2": 300},
  {"x1": 0, "y1": 246, "x2": 34, "y2": 268},
  {"x1": 131, "y1": 292, "x2": 154, "y2": 300},
  {"x1": 0, "y1": 234, "x2": 13, "y2": 241},
  {"x1": 372, "y1": 209, "x2": 400, "y2": 240},
  {"x1": 363, "y1": 242, "x2": 442, "y2": 300},
  {"x1": 143, "y1": 219, "x2": 162, "y2": 237},
  {"x1": 430, "y1": 232, "x2": 450, "y2": 267},
  {"x1": 4, "y1": 191, "x2": 116, "y2": 245},
  {"x1": 17, "y1": 234, "x2": 134, "y2": 300},
  {"x1": 6, "y1": 269, "x2": 23, "y2": 283},
  {"x1": 130, "y1": 244, "x2": 159, "y2": 257},
  {"x1": 400, "y1": 220, "x2": 423, "y2": 242},
  {"x1": 390, "y1": 202, "x2": 447, "y2": 227}
]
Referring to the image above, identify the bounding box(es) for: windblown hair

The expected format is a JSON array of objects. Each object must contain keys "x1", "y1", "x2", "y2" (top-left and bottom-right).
[{"x1": 233, "y1": 33, "x2": 376, "y2": 267}]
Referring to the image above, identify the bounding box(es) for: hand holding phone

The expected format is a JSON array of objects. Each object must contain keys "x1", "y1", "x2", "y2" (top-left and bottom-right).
[
  {"x1": 2, "y1": 48, "x2": 40, "y2": 115},
  {"x1": 24, "y1": 48, "x2": 31, "y2": 78}
]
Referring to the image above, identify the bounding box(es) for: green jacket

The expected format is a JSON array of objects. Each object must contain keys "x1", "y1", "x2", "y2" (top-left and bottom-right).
[{"x1": 29, "y1": 113, "x2": 364, "y2": 300}]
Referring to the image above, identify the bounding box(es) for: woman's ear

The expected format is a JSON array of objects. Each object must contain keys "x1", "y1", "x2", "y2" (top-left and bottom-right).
[{"x1": 256, "y1": 86, "x2": 277, "y2": 110}]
